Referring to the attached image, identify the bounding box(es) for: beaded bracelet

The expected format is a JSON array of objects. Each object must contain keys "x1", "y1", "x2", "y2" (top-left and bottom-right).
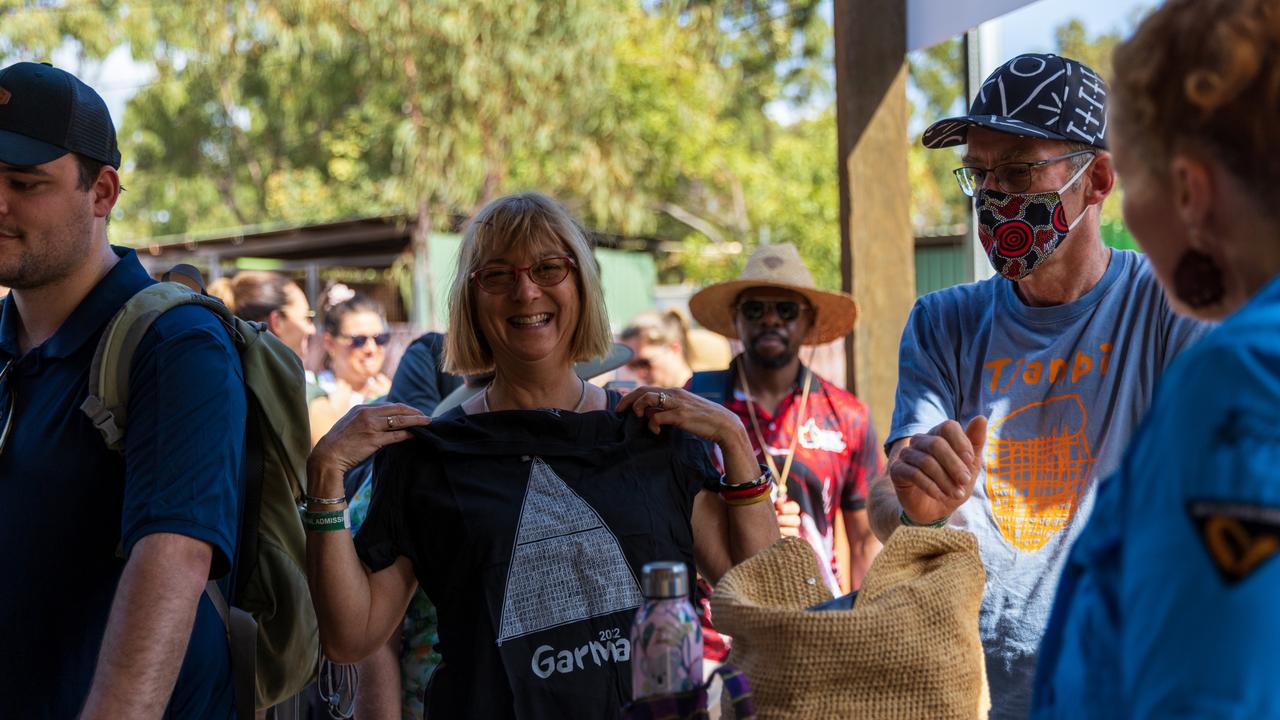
[
  {"x1": 718, "y1": 464, "x2": 773, "y2": 492},
  {"x1": 721, "y1": 481, "x2": 768, "y2": 504},
  {"x1": 303, "y1": 508, "x2": 351, "y2": 532},
  {"x1": 304, "y1": 494, "x2": 347, "y2": 506},
  {"x1": 722, "y1": 481, "x2": 773, "y2": 507},
  {"x1": 899, "y1": 509, "x2": 949, "y2": 529}
]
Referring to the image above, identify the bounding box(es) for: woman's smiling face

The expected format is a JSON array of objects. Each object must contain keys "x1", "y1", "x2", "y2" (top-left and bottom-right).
[{"x1": 472, "y1": 239, "x2": 581, "y2": 372}]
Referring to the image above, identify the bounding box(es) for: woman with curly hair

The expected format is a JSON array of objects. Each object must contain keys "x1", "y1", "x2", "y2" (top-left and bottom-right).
[{"x1": 1034, "y1": 1, "x2": 1280, "y2": 716}]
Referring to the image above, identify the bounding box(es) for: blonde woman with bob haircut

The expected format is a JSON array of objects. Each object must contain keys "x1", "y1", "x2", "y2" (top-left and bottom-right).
[
  {"x1": 306, "y1": 192, "x2": 780, "y2": 719},
  {"x1": 444, "y1": 192, "x2": 612, "y2": 376}
]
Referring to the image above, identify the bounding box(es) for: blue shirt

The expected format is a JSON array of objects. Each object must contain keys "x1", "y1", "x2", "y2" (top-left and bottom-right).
[
  {"x1": 889, "y1": 249, "x2": 1208, "y2": 719},
  {"x1": 0, "y1": 248, "x2": 245, "y2": 719},
  {"x1": 389, "y1": 331, "x2": 464, "y2": 416},
  {"x1": 1034, "y1": 274, "x2": 1280, "y2": 719}
]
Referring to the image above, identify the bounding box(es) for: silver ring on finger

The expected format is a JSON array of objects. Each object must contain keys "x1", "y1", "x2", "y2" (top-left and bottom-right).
[
  {"x1": 657, "y1": 392, "x2": 667, "y2": 410},
  {"x1": 386, "y1": 416, "x2": 396, "y2": 430}
]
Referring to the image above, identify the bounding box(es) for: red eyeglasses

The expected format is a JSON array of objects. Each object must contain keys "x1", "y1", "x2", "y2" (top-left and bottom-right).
[{"x1": 469, "y1": 256, "x2": 578, "y2": 294}]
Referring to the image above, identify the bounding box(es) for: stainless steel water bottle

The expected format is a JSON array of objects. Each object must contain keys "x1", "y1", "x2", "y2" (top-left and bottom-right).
[{"x1": 630, "y1": 561, "x2": 703, "y2": 699}]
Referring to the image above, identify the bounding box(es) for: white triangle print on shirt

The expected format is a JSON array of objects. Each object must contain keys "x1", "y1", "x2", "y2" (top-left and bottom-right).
[{"x1": 497, "y1": 456, "x2": 644, "y2": 645}]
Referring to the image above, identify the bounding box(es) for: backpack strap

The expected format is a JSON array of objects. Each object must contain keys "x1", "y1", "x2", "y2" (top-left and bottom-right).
[
  {"x1": 713, "y1": 664, "x2": 757, "y2": 719},
  {"x1": 688, "y1": 369, "x2": 733, "y2": 405},
  {"x1": 82, "y1": 280, "x2": 259, "y2": 717},
  {"x1": 81, "y1": 283, "x2": 239, "y2": 450},
  {"x1": 161, "y1": 263, "x2": 209, "y2": 293},
  {"x1": 205, "y1": 580, "x2": 258, "y2": 720}
]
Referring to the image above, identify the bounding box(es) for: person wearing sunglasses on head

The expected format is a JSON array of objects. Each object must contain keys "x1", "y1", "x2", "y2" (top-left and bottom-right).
[
  {"x1": 867, "y1": 53, "x2": 1211, "y2": 719},
  {"x1": 310, "y1": 293, "x2": 393, "y2": 442},
  {"x1": 305, "y1": 192, "x2": 780, "y2": 719},
  {"x1": 208, "y1": 270, "x2": 322, "y2": 397},
  {"x1": 620, "y1": 309, "x2": 695, "y2": 389},
  {"x1": 0, "y1": 63, "x2": 246, "y2": 718}
]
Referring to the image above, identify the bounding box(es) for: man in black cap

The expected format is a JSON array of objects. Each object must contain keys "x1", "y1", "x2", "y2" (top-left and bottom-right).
[
  {"x1": 867, "y1": 54, "x2": 1208, "y2": 718},
  {"x1": 0, "y1": 62, "x2": 244, "y2": 718}
]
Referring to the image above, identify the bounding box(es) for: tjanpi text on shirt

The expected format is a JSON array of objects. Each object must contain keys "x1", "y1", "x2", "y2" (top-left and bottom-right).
[{"x1": 984, "y1": 343, "x2": 1113, "y2": 394}]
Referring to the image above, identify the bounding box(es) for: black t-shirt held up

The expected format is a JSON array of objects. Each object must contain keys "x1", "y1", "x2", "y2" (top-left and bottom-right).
[{"x1": 355, "y1": 398, "x2": 719, "y2": 719}]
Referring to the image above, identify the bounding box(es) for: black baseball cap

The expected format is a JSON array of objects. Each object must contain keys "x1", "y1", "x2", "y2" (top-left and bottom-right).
[
  {"x1": 0, "y1": 61, "x2": 121, "y2": 168},
  {"x1": 922, "y1": 53, "x2": 1108, "y2": 150}
]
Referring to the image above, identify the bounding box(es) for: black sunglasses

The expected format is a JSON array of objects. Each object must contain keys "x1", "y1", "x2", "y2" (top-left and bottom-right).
[
  {"x1": 736, "y1": 299, "x2": 808, "y2": 323},
  {"x1": 340, "y1": 333, "x2": 390, "y2": 348}
]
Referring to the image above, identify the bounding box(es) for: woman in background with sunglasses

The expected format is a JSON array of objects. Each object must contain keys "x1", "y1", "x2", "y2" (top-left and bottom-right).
[
  {"x1": 305, "y1": 192, "x2": 780, "y2": 719},
  {"x1": 311, "y1": 294, "x2": 393, "y2": 440}
]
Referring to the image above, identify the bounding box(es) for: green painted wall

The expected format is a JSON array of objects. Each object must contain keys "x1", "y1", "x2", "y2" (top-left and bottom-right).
[
  {"x1": 427, "y1": 233, "x2": 464, "y2": 327},
  {"x1": 595, "y1": 249, "x2": 658, "y2": 329},
  {"x1": 915, "y1": 244, "x2": 970, "y2": 296}
]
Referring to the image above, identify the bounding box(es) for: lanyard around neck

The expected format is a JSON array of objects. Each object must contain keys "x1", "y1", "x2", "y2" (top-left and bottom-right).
[{"x1": 736, "y1": 362, "x2": 813, "y2": 501}]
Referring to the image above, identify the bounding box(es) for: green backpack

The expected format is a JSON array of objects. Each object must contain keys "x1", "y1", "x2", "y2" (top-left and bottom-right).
[{"x1": 79, "y1": 267, "x2": 319, "y2": 717}]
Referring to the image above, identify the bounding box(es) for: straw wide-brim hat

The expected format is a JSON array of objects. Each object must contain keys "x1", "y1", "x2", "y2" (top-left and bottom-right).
[
  {"x1": 688, "y1": 243, "x2": 858, "y2": 345},
  {"x1": 712, "y1": 531, "x2": 989, "y2": 719}
]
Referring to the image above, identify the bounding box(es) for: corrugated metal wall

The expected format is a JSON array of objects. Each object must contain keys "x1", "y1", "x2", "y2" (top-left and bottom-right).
[{"x1": 914, "y1": 243, "x2": 969, "y2": 296}]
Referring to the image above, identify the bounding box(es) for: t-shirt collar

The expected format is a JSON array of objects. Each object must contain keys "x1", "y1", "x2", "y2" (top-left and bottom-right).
[
  {"x1": 0, "y1": 247, "x2": 153, "y2": 361},
  {"x1": 999, "y1": 247, "x2": 1124, "y2": 326},
  {"x1": 730, "y1": 354, "x2": 812, "y2": 402},
  {"x1": 0, "y1": 294, "x2": 20, "y2": 360}
]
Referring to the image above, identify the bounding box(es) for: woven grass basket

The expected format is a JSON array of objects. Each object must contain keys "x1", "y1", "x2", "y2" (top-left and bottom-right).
[{"x1": 712, "y1": 529, "x2": 990, "y2": 719}]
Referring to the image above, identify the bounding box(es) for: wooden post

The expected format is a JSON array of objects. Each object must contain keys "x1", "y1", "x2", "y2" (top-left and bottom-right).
[{"x1": 834, "y1": 0, "x2": 914, "y2": 442}]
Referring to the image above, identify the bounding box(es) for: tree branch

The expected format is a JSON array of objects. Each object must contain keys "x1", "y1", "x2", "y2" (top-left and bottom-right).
[{"x1": 656, "y1": 201, "x2": 726, "y2": 244}]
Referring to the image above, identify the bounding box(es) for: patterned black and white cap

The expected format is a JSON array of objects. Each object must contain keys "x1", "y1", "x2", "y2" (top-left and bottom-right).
[{"x1": 922, "y1": 53, "x2": 1108, "y2": 150}]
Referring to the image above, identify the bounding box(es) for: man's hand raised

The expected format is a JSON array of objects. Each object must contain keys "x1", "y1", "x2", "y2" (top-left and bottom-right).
[{"x1": 889, "y1": 417, "x2": 987, "y2": 525}]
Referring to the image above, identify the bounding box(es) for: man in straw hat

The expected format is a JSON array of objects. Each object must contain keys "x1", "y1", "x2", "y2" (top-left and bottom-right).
[
  {"x1": 868, "y1": 53, "x2": 1208, "y2": 719},
  {"x1": 689, "y1": 242, "x2": 882, "y2": 594}
]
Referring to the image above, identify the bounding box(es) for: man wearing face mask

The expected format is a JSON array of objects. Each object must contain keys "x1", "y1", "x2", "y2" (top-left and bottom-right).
[{"x1": 866, "y1": 54, "x2": 1208, "y2": 719}]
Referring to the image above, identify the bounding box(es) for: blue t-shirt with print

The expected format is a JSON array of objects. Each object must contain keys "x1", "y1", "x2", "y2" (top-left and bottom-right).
[
  {"x1": 1034, "y1": 273, "x2": 1280, "y2": 719},
  {"x1": 0, "y1": 248, "x2": 245, "y2": 719},
  {"x1": 889, "y1": 249, "x2": 1208, "y2": 720}
]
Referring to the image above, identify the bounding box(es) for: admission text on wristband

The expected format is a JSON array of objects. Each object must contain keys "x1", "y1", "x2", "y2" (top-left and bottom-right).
[{"x1": 303, "y1": 508, "x2": 350, "y2": 532}]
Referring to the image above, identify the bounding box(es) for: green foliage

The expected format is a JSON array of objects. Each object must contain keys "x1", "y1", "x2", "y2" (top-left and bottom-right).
[
  {"x1": 907, "y1": 38, "x2": 967, "y2": 234},
  {"x1": 623, "y1": 0, "x2": 840, "y2": 288},
  {"x1": 3, "y1": 1, "x2": 1094, "y2": 294},
  {"x1": 1054, "y1": 17, "x2": 1131, "y2": 232},
  {"x1": 0, "y1": 0, "x2": 120, "y2": 61},
  {"x1": 2, "y1": 0, "x2": 842, "y2": 284}
]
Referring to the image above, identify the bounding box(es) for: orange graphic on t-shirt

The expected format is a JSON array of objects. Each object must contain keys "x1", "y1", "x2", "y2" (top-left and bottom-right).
[{"x1": 984, "y1": 395, "x2": 1094, "y2": 551}]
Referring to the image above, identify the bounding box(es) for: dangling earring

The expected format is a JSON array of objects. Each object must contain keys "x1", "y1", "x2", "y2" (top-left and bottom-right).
[{"x1": 1173, "y1": 227, "x2": 1225, "y2": 309}]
